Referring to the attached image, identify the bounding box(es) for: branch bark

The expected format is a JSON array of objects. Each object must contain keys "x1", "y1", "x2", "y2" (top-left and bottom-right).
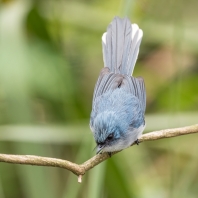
[{"x1": 0, "y1": 124, "x2": 198, "y2": 182}]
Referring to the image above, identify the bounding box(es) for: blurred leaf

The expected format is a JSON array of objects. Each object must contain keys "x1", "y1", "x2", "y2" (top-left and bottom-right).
[
  {"x1": 26, "y1": 4, "x2": 51, "y2": 41},
  {"x1": 0, "y1": 0, "x2": 198, "y2": 197},
  {"x1": 61, "y1": 137, "x2": 92, "y2": 198},
  {"x1": 0, "y1": 178, "x2": 5, "y2": 198},
  {"x1": 105, "y1": 157, "x2": 135, "y2": 198},
  {"x1": 14, "y1": 143, "x2": 56, "y2": 198},
  {"x1": 86, "y1": 141, "x2": 106, "y2": 198}
]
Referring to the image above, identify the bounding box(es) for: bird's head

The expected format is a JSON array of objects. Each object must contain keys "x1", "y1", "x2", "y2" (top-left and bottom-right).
[{"x1": 93, "y1": 111, "x2": 127, "y2": 153}]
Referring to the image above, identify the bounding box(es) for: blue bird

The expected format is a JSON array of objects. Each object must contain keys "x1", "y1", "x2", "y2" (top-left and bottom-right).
[{"x1": 90, "y1": 17, "x2": 146, "y2": 154}]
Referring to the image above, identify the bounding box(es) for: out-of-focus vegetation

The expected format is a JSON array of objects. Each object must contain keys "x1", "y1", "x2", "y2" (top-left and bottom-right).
[{"x1": 0, "y1": 0, "x2": 198, "y2": 197}]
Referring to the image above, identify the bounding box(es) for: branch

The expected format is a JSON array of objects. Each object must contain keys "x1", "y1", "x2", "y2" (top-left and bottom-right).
[{"x1": 0, "y1": 124, "x2": 198, "y2": 182}]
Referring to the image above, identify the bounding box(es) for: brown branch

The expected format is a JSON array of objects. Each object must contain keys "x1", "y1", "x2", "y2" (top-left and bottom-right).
[{"x1": 0, "y1": 124, "x2": 198, "y2": 182}]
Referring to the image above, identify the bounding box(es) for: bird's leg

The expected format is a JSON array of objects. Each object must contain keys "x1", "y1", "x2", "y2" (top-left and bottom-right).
[
  {"x1": 108, "y1": 152, "x2": 112, "y2": 157},
  {"x1": 135, "y1": 139, "x2": 140, "y2": 145}
]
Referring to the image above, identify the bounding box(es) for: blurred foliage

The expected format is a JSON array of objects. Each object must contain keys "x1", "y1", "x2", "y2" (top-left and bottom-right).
[{"x1": 0, "y1": 0, "x2": 198, "y2": 197}]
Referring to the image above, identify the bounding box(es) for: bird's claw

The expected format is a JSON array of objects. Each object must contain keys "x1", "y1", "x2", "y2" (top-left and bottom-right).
[{"x1": 135, "y1": 139, "x2": 140, "y2": 145}]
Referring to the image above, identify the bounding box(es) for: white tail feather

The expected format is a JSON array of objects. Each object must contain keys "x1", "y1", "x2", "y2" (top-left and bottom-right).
[
  {"x1": 129, "y1": 26, "x2": 143, "y2": 74},
  {"x1": 102, "y1": 32, "x2": 107, "y2": 45}
]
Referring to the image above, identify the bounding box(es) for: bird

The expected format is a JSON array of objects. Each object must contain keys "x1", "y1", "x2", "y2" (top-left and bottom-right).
[{"x1": 90, "y1": 16, "x2": 146, "y2": 154}]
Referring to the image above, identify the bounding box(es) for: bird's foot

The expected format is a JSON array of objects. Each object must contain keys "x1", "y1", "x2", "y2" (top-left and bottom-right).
[
  {"x1": 135, "y1": 139, "x2": 140, "y2": 145},
  {"x1": 108, "y1": 152, "x2": 112, "y2": 157}
]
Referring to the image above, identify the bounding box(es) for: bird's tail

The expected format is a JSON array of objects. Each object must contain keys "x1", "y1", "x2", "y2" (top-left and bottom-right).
[{"x1": 102, "y1": 17, "x2": 143, "y2": 75}]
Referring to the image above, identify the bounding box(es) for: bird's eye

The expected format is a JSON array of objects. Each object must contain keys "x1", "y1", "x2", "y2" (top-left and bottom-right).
[
  {"x1": 97, "y1": 141, "x2": 104, "y2": 146},
  {"x1": 107, "y1": 134, "x2": 113, "y2": 141}
]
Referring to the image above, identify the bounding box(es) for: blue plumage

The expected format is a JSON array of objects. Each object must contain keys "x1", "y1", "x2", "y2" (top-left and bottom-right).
[{"x1": 90, "y1": 17, "x2": 146, "y2": 154}]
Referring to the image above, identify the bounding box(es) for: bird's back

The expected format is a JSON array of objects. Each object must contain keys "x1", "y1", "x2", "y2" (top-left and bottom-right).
[{"x1": 90, "y1": 17, "x2": 146, "y2": 153}]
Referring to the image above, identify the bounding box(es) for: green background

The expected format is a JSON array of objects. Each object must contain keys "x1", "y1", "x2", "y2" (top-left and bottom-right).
[{"x1": 0, "y1": 0, "x2": 198, "y2": 197}]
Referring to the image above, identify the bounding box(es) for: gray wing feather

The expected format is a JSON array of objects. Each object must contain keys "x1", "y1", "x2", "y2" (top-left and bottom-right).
[
  {"x1": 92, "y1": 68, "x2": 146, "y2": 113},
  {"x1": 121, "y1": 76, "x2": 146, "y2": 113},
  {"x1": 131, "y1": 77, "x2": 146, "y2": 113},
  {"x1": 92, "y1": 67, "x2": 123, "y2": 104}
]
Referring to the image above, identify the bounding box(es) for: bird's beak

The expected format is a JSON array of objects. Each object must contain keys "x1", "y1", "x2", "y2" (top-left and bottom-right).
[{"x1": 96, "y1": 144, "x2": 105, "y2": 154}]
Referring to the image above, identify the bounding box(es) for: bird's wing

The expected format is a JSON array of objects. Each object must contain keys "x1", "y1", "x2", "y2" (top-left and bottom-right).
[
  {"x1": 121, "y1": 76, "x2": 146, "y2": 113},
  {"x1": 92, "y1": 67, "x2": 124, "y2": 103},
  {"x1": 91, "y1": 67, "x2": 124, "y2": 131},
  {"x1": 92, "y1": 67, "x2": 146, "y2": 113}
]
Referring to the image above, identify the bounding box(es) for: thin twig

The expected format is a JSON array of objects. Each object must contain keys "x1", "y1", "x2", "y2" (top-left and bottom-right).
[{"x1": 0, "y1": 124, "x2": 197, "y2": 181}]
